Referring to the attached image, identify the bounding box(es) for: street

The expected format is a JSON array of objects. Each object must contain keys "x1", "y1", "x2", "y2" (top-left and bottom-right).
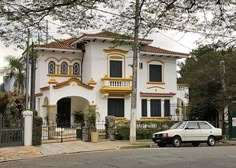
[{"x1": 0, "y1": 145, "x2": 236, "y2": 168}]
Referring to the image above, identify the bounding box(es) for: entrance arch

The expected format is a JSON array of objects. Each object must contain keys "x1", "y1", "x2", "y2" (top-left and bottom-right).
[{"x1": 56, "y1": 96, "x2": 90, "y2": 127}]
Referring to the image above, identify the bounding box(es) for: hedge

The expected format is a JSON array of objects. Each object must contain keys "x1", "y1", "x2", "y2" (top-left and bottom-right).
[{"x1": 115, "y1": 120, "x2": 176, "y2": 140}]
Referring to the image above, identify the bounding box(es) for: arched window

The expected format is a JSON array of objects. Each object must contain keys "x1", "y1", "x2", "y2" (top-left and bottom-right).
[
  {"x1": 73, "y1": 63, "x2": 80, "y2": 75},
  {"x1": 48, "y1": 61, "x2": 55, "y2": 74},
  {"x1": 61, "y1": 62, "x2": 68, "y2": 74}
]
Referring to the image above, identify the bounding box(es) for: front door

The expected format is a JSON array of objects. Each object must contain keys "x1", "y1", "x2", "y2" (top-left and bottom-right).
[
  {"x1": 57, "y1": 98, "x2": 71, "y2": 127},
  {"x1": 182, "y1": 121, "x2": 201, "y2": 141}
]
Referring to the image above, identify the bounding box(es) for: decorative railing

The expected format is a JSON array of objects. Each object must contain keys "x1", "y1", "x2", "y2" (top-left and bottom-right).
[{"x1": 101, "y1": 77, "x2": 132, "y2": 88}]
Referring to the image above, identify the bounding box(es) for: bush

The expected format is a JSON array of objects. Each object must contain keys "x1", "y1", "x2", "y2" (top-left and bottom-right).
[
  {"x1": 32, "y1": 116, "x2": 43, "y2": 146},
  {"x1": 115, "y1": 120, "x2": 176, "y2": 140}
]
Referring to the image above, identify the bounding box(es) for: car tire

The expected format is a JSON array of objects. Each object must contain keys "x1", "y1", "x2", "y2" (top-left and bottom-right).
[
  {"x1": 172, "y1": 136, "x2": 182, "y2": 147},
  {"x1": 192, "y1": 142, "x2": 200, "y2": 147},
  {"x1": 157, "y1": 142, "x2": 166, "y2": 147},
  {"x1": 207, "y1": 136, "x2": 216, "y2": 146}
]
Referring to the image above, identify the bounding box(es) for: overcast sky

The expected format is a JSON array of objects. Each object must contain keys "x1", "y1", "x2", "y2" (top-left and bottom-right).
[{"x1": 0, "y1": 30, "x2": 201, "y2": 83}]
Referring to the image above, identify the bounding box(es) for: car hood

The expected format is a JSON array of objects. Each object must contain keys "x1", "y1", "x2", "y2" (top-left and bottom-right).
[{"x1": 153, "y1": 129, "x2": 181, "y2": 135}]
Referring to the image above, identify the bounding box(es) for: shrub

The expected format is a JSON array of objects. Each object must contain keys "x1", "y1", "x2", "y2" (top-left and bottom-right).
[{"x1": 115, "y1": 120, "x2": 176, "y2": 140}]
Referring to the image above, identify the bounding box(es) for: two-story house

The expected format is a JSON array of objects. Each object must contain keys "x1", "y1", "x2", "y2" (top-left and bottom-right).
[{"x1": 33, "y1": 31, "x2": 189, "y2": 125}]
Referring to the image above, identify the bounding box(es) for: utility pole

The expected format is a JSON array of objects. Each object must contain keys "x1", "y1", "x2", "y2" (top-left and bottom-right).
[
  {"x1": 130, "y1": 0, "x2": 140, "y2": 144},
  {"x1": 30, "y1": 42, "x2": 36, "y2": 112},
  {"x1": 25, "y1": 29, "x2": 30, "y2": 109}
]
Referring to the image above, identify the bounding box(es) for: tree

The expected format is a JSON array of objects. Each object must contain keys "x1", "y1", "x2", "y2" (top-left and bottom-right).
[
  {"x1": 0, "y1": 55, "x2": 25, "y2": 94},
  {"x1": 178, "y1": 45, "x2": 236, "y2": 129}
]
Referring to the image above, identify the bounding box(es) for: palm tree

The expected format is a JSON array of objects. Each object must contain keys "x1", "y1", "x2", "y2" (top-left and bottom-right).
[{"x1": 0, "y1": 55, "x2": 25, "y2": 94}]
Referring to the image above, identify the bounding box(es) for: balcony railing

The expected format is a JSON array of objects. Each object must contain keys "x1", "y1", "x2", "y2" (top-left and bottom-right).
[{"x1": 100, "y1": 77, "x2": 132, "y2": 94}]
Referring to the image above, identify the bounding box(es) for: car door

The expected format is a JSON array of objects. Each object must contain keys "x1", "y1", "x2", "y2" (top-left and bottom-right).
[
  {"x1": 198, "y1": 121, "x2": 213, "y2": 141},
  {"x1": 182, "y1": 121, "x2": 201, "y2": 141}
]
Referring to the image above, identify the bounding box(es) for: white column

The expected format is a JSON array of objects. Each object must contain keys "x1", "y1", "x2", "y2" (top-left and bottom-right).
[
  {"x1": 161, "y1": 99, "x2": 165, "y2": 117},
  {"x1": 147, "y1": 99, "x2": 151, "y2": 117},
  {"x1": 23, "y1": 110, "x2": 33, "y2": 146}
]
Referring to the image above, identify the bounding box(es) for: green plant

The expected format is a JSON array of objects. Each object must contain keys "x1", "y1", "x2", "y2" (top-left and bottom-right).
[
  {"x1": 73, "y1": 111, "x2": 84, "y2": 124},
  {"x1": 84, "y1": 107, "x2": 100, "y2": 131}
]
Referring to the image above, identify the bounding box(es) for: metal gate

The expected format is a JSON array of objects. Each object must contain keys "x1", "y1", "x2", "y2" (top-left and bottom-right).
[
  {"x1": 228, "y1": 103, "x2": 236, "y2": 139},
  {"x1": 0, "y1": 114, "x2": 24, "y2": 147}
]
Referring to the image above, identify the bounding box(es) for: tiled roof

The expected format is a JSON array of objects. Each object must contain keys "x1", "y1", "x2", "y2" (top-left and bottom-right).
[
  {"x1": 140, "y1": 92, "x2": 176, "y2": 97},
  {"x1": 36, "y1": 38, "x2": 78, "y2": 50},
  {"x1": 53, "y1": 78, "x2": 93, "y2": 90},
  {"x1": 81, "y1": 31, "x2": 153, "y2": 42},
  {"x1": 140, "y1": 45, "x2": 189, "y2": 57}
]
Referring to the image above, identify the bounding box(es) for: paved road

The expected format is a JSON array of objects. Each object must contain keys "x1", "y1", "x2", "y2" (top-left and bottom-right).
[{"x1": 1, "y1": 146, "x2": 236, "y2": 168}]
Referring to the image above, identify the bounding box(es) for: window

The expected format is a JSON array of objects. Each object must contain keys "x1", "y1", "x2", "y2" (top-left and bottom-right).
[
  {"x1": 48, "y1": 61, "x2": 55, "y2": 74},
  {"x1": 110, "y1": 60, "x2": 122, "y2": 77},
  {"x1": 186, "y1": 122, "x2": 199, "y2": 129},
  {"x1": 149, "y1": 64, "x2": 162, "y2": 82},
  {"x1": 199, "y1": 122, "x2": 212, "y2": 129},
  {"x1": 61, "y1": 62, "x2": 68, "y2": 74},
  {"x1": 164, "y1": 100, "x2": 170, "y2": 117},
  {"x1": 108, "y1": 99, "x2": 124, "y2": 117},
  {"x1": 142, "y1": 99, "x2": 147, "y2": 117},
  {"x1": 150, "y1": 99, "x2": 161, "y2": 117},
  {"x1": 73, "y1": 63, "x2": 80, "y2": 75}
]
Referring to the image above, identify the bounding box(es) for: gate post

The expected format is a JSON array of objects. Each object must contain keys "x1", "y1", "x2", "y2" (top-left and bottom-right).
[{"x1": 23, "y1": 110, "x2": 33, "y2": 146}]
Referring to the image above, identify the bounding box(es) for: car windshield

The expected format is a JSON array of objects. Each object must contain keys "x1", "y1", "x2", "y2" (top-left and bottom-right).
[{"x1": 170, "y1": 121, "x2": 187, "y2": 129}]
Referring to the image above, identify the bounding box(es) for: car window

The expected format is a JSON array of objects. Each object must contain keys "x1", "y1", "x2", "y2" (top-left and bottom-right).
[
  {"x1": 185, "y1": 122, "x2": 199, "y2": 129},
  {"x1": 199, "y1": 122, "x2": 212, "y2": 129},
  {"x1": 170, "y1": 121, "x2": 187, "y2": 129}
]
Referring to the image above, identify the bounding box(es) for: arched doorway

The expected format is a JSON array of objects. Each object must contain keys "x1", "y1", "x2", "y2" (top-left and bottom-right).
[{"x1": 57, "y1": 98, "x2": 71, "y2": 127}]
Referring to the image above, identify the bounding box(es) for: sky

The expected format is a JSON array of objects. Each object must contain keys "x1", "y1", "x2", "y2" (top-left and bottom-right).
[{"x1": 0, "y1": 30, "x2": 201, "y2": 84}]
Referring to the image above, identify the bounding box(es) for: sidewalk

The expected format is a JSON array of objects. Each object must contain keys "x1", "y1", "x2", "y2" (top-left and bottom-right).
[
  {"x1": 0, "y1": 140, "x2": 152, "y2": 163},
  {"x1": 1, "y1": 139, "x2": 235, "y2": 163}
]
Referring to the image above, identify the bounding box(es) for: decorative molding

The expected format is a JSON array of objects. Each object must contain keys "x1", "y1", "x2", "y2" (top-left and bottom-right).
[
  {"x1": 40, "y1": 86, "x2": 50, "y2": 91},
  {"x1": 101, "y1": 77, "x2": 132, "y2": 81},
  {"x1": 88, "y1": 78, "x2": 97, "y2": 86},
  {"x1": 53, "y1": 78, "x2": 93, "y2": 90},
  {"x1": 35, "y1": 93, "x2": 43, "y2": 97},
  {"x1": 104, "y1": 48, "x2": 128, "y2": 54},
  {"x1": 140, "y1": 92, "x2": 176, "y2": 97},
  {"x1": 140, "y1": 117, "x2": 171, "y2": 120},
  {"x1": 115, "y1": 117, "x2": 127, "y2": 120},
  {"x1": 47, "y1": 74, "x2": 80, "y2": 78},
  {"x1": 147, "y1": 86, "x2": 165, "y2": 89},
  {"x1": 146, "y1": 82, "x2": 165, "y2": 85},
  {"x1": 147, "y1": 59, "x2": 165, "y2": 64},
  {"x1": 109, "y1": 56, "x2": 123, "y2": 59},
  {"x1": 48, "y1": 78, "x2": 57, "y2": 84}
]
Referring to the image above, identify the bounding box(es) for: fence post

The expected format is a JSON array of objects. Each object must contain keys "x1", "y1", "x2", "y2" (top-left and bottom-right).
[
  {"x1": 105, "y1": 116, "x2": 115, "y2": 141},
  {"x1": 23, "y1": 110, "x2": 33, "y2": 146}
]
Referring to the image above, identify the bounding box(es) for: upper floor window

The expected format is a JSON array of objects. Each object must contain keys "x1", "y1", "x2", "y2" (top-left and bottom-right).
[
  {"x1": 48, "y1": 61, "x2": 55, "y2": 74},
  {"x1": 149, "y1": 64, "x2": 162, "y2": 82},
  {"x1": 73, "y1": 63, "x2": 80, "y2": 75},
  {"x1": 110, "y1": 60, "x2": 122, "y2": 77},
  {"x1": 61, "y1": 62, "x2": 68, "y2": 74}
]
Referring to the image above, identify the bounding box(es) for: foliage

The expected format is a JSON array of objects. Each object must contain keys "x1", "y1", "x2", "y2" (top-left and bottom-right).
[
  {"x1": 0, "y1": 92, "x2": 25, "y2": 127},
  {"x1": 0, "y1": 55, "x2": 25, "y2": 94},
  {"x1": 84, "y1": 107, "x2": 100, "y2": 131},
  {"x1": 178, "y1": 45, "x2": 236, "y2": 124},
  {"x1": 73, "y1": 111, "x2": 84, "y2": 123},
  {"x1": 1, "y1": 1, "x2": 236, "y2": 47},
  {"x1": 115, "y1": 120, "x2": 176, "y2": 140},
  {"x1": 32, "y1": 116, "x2": 43, "y2": 146}
]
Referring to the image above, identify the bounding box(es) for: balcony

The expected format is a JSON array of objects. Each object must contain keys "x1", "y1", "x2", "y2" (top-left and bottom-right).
[{"x1": 100, "y1": 77, "x2": 132, "y2": 96}]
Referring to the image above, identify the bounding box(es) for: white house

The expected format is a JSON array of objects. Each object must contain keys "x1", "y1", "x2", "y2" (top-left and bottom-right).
[{"x1": 33, "y1": 31, "x2": 189, "y2": 125}]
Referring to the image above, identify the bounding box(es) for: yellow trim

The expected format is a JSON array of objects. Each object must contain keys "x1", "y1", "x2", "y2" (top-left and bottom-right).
[
  {"x1": 100, "y1": 87, "x2": 132, "y2": 94},
  {"x1": 35, "y1": 93, "x2": 43, "y2": 97},
  {"x1": 69, "y1": 65, "x2": 72, "y2": 75},
  {"x1": 89, "y1": 104, "x2": 97, "y2": 108},
  {"x1": 47, "y1": 104, "x2": 56, "y2": 107},
  {"x1": 104, "y1": 48, "x2": 128, "y2": 54},
  {"x1": 147, "y1": 59, "x2": 165, "y2": 64},
  {"x1": 40, "y1": 86, "x2": 50, "y2": 91},
  {"x1": 88, "y1": 79, "x2": 97, "y2": 85},
  {"x1": 115, "y1": 117, "x2": 127, "y2": 121},
  {"x1": 109, "y1": 56, "x2": 123, "y2": 59},
  {"x1": 146, "y1": 81, "x2": 165, "y2": 84},
  {"x1": 47, "y1": 74, "x2": 81, "y2": 78},
  {"x1": 56, "y1": 65, "x2": 60, "y2": 74},
  {"x1": 48, "y1": 78, "x2": 57, "y2": 84},
  {"x1": 101, "y1": 77, "x2": 132, "y2": 81},
  {"x1": 177, "y1": 83, "x2": 189, "y2": 87}
]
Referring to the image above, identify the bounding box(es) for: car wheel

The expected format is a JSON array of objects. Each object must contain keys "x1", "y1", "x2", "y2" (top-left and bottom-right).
[
  {"x1": 207, "y1": 136, "x2": 216, "y2": 146},
  {"x1": 192, "y1": 142, "x2": 200, "y2": 147},
  {"x1": 172, "y1": 136, "x2": 182, "y2": 147},
  {"x1": 157, "y1": 142, "x2": 166, "y2": 147}
]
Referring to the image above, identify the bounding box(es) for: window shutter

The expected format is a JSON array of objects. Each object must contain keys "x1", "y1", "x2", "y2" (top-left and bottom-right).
[
  {"x1": 164, "y1": 100, "x2": 170, "y2": 117},
  {"x1": 110, "y1": 60, "x2": 122, "y2": 77},
  {"x1": 141, "y1": 99, "x2": 147, "y2": 117},
  {"x1": 149, "y1": 64, "x2": 162, "y2": 82},
  {"x1": 150, "y1": 99, "x2": 161, "y2": 117}
]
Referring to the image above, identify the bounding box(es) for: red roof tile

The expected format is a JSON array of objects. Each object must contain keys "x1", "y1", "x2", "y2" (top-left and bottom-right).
[
  {"x1": 140, "y1": 45, "x2": 189, "y2": 57},
  {"x1": 36, "y1": 38, "x2": 78, "y2": 50},
  {"x1": 140, "y1": 92, "x2": 176, "y2": 97}
]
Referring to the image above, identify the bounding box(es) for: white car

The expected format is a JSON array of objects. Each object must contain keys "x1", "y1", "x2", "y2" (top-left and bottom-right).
[{"x1": 152, "y1": 121, "x2": 222, "y2": 147}]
